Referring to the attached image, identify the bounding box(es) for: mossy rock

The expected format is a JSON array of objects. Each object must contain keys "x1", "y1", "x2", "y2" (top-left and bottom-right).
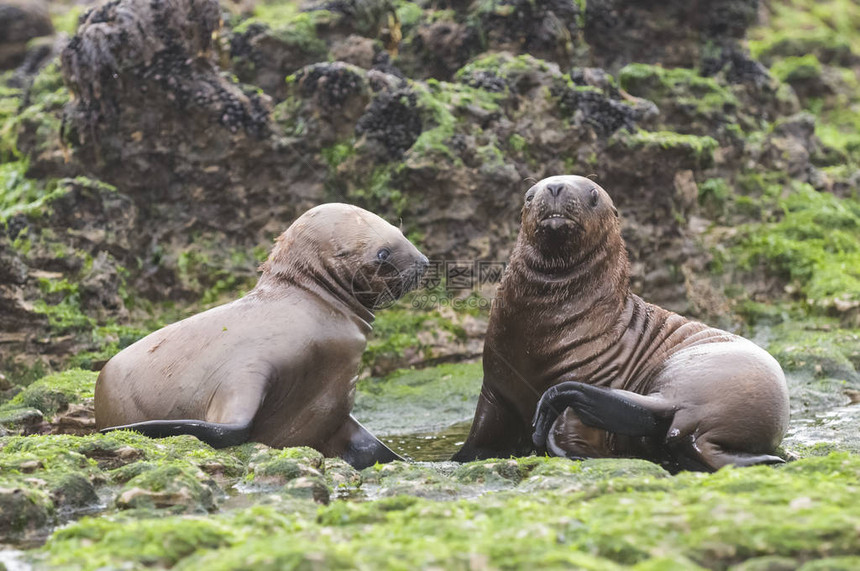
[
  {"x1": 0, "y1": 484, "x2": 53, "y2": 540},
  {"x1": 244, "y1": 445, "x2": 324, "y2": 487},
  {"x1": 280, "y1": 475, "x2": 330, "y2": 504},
  {"x1": 27, "y1": 453, "x2": 860, "y2": 569},
  {"x1": 733, "y1": 183, "x2": 860, "y2": 315},
  {"x1": 177, "y1": 540, "x2": 358, "y2": 570},
  {"x1": 317, "y1": 494, "x2": 421, "y2": 525},
  {"x1": 38, "y1": 513, "x2": 239, "y2": 569},
  {"x1": 361, "y1": 460, "x2": 464, "y2": 499},
  {"x1": 49, "y1": 473, "x2": 99, "y2": 510},
  {"x1": 520, "y1": 457, "x2": 672, "y2": 495},
  {"x1": 114, "y1": 464, "x2": 218, "y2": 513},
  {"x1": 450, "y1": 458, "x2": 523, "y2": 486},
  {"x1": 617, "y1": 63, "x2": 746, "y2": 137},
  {"x1": 0, "y1": 406, "x2": 44, "y2": 433},
  {"x1": 612, "y1": 129, "x2": 718, "y2": 170},
  {"x1": 325, "y1": 457, "x2": 361, "y2": 495},
  {"x1": 0, "y1": 369, "x2": 97, "y2": 417}
]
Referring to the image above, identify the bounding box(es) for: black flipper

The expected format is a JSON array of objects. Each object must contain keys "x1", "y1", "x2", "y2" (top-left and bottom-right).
[
  {"x1": 330, "y1": 415, "x2": 403, "y2": 470},
  {"x1": 664, "y1": 432, "x2": 786, "y2": 473},
  {"x1": 532, "y1": 381, "x2": 674, "y2": 450},
  {"x1": 101, "y1": 419, "x2": 252, "y2": 448}
]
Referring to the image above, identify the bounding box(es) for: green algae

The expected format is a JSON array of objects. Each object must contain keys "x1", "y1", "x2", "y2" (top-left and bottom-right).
[
  {"x1": 244, "y1": 446, "x2": 324, "y2": 486},
  {"x1": 362, "y1": 305, "x2": 467, "y2": 371},
  {"x1": 0, "y1": 369, "x2": 96, "y2": 416},
  {"x1": 613, "y1": 129, "x2": 718, "y2": 168},
  {"x1": 234, "y1": 7, "x2": 329, "y2": 58},
  {"x1": 115, "y1": 464, "x2": 217, "y2": 512},
  {"x1": 618, "y1": 63, "x2": 744, "y2": 135},
  {"x1": 42, "y1": 514, "x2": 240, "y2": 569},
  {"x1": 394, "y1": 0, "x2": 424, "y2": 29},
  {"x1": 354, "y1": 361, "x2": 482, "y2": 435},
  {"x1": 29, "y1": 453, "x2": 860, "y2": 570},
  {"x1": 770, "y1": 54, "x2": 824, "y2": 85},
  {"x1": 619, "y1": 63, "x2": 735, "y2": 106},
  {"x1": 408, "y1": 78, "x2": 502, "y2": 164},
  {"x1": 50, "y1": 6, "x2": 83, "y2": 36},
  {"x1": 32, "y1": 278, "x2": 95, "y2": 333},
  {"x1": 734, "y1": 182, "x2": 860, "y2": 307},
  {"x1": 0, "y1": 160, "x2": 46, "y2": 219},
  {"x1": 749, "y1": 0, "x2": 860, "y2": 164},
  {"x1": 451, "y1": 457, "x2": 524, "y2": 486},
  {"x1": 749, "y1": 0, "x2": 860, "y2": 64}
]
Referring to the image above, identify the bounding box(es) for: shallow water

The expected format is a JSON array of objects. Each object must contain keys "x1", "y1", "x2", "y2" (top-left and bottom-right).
[
  {"x1": 382, "y1": 421, "x2": 472, "y2": 462},
  {"x1": 782, "y1": 404, "x2": 860, "y2": 453},
  {"x1": 0, "y1": 550, "x2": 32, "y2": 571}
]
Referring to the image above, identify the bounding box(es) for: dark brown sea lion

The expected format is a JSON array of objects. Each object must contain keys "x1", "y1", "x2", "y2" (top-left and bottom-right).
[
  {"x1": 95, "y1": 203, "x2": 428, "y2": 469},
  {"x1": 453, "y1": 175, "x2": 789, "y2": 472}
]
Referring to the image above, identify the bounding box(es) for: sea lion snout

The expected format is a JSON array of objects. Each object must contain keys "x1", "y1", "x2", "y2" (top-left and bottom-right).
[{"x1": 521, "y1": 176, "x2": 621, "y2": 258}]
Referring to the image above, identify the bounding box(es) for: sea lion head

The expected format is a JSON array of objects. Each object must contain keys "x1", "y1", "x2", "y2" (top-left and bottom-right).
[
  {"x1": 520, "y1": 175, "x2": 620, "y2": 264},
  {"x1": 260, "y1": 203, "x2": 429, "y2": 311}
]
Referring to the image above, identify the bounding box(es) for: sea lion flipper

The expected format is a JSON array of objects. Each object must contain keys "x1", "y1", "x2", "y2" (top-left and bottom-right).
[
  {"x1": 452, "y1": 383, "x2": 530, "y2": 462},
  {"x1": 664, "y1": 433, "x2": 785, "y2": 472},
  {"x1": 533, "y1": 382, "x2": 674, "y2": 449},
  {"x1": 326, "y1": 415, "x2": 403, "y2": 470},
  {"x1": 101, "y1": 419, "x2": 252, "y2": 448}
]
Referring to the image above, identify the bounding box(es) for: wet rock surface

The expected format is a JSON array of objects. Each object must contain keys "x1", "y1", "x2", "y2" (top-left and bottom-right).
[{"x1": 0, "y1": 0, "x2": 54, "y2": 70}]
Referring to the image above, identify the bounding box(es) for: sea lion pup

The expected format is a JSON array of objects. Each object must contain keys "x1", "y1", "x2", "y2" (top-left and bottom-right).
[
  {"x1": 96, "y1": 203, "x2": 429, "y2": 469},
  {"x1": 453, "y1": 175, "x2": 789, "y2": 472}
]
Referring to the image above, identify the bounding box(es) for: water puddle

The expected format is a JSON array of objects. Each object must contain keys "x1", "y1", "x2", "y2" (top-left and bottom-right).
[
  {"x1": 783, "y1": 404, "x2": 860, "y2": 451},
  {"x1": 0, "y1": 549, "x2": 33, "y2": 571},
  {"x1": 381, "y1": 421, "x2": 472, "y2": 462}
]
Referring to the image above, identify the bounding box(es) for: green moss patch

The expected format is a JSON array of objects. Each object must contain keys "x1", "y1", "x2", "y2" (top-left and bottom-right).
[
  {"x1": 734, "y1": 183, "x2": 860, "y2": 308},
  {"x1": 29, "y1": 453, "x2": 860, "y2": 570},
  {"x1": 115, "y1": 464, "x2": 217, "y2": 513},
  {"x1": 1, "y1": 369, "x2": 97, "y2": 417},
  {"x1": 749, "y1": 0, "x2": 860, "y2": 65},
  {"x1": 612, "y1": 129, "x2": 718, "y2": 169},
  {"x1": 362, "y1": 305, "x2": 467, "y2": 371},
  {"x1": 354, "y1": 361, "x2": 483, "y2": 435}
]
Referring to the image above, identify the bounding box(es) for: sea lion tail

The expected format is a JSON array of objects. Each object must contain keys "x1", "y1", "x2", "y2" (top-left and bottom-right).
[{"x1": 532, "y1": 382, "x2": 675, "y2": 451}]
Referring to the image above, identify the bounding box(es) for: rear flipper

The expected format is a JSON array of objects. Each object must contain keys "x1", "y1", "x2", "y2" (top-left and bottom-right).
[
  {"x1": 326, "y1": 415, "x2": 403, "y2": 470},
  {"x1": 532, "y1": 381, "x2": 675, "y2": 452},
  {"x1": 101, "y1": 419, "x2": 251, "y2": 448},
  {"x1": 665, "y1": 432, "x2": 785, "y2": 473}
]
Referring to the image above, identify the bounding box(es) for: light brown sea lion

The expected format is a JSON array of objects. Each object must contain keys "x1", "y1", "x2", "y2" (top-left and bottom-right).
[
  {"x1": 453, "y1": 175, "x2": 789, "y2": 472},
  {"x1": 95, "y1": 203, "x2": 428, "y2": 469}
]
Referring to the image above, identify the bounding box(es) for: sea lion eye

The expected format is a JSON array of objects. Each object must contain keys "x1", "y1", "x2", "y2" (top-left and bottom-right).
[
  {"x1": 377, "y1": 248, "x2": 391, "y2": 261},
  {"x1": 525, "y1": 192, "x2": 534, "y2": 203},
  {"x1": 589, "y1": 188, "x2": 599, "y2": 207}
]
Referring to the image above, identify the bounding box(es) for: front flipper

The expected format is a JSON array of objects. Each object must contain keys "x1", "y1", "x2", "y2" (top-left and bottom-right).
[
  {"x1": 101, "y1": 419, "x2": 252, "y2": 448},
  {"x1": 532, "y1": 381, "x2": 675, "y2": 451},
  {"x1": 325, "y1": 415, "x2": 403, "y2": 469}
]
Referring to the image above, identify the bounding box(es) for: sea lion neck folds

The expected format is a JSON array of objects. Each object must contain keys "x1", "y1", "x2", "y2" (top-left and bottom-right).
[
  {"x1": 256, "y1": 203, "x2": 428, "y2": 319},
  {"x1": 96, "y1": 203, "x2": 428, "y2": 469},
  {"x1": 454, "y1": 176, "x2": 790, "y2": 472}
]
